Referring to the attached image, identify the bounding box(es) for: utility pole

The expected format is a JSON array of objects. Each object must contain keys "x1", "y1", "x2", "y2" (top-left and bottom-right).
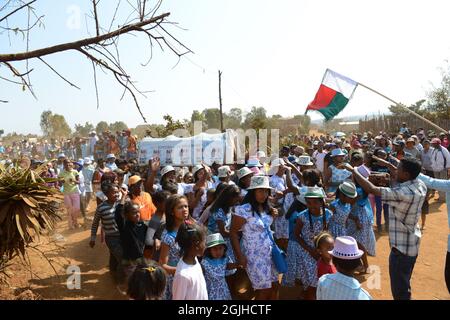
[{"x1": 218, "y1": 70, "x2": 224, "y2": 132}]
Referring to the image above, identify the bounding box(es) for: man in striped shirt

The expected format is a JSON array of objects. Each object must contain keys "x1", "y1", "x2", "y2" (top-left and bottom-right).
[
  {"x1": 90, "y1": 182, "x2": 123, "y2": 282},
  {"x1": 346, "y1": 157, "x2": 426, "y2": 300}
]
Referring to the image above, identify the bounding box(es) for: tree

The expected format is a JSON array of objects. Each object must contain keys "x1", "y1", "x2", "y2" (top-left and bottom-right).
[
  {"x1": 224, "y1": 108, "x2": 243, "y2": 128},
  {"x1": 40, "y1": 110, "x2": 53, "y2": 136},
  {"x1": 0, "y1": 1, "x2": 191, "y2": 122},
  {"x1": 96, "y1": 121, "x2": 109, "y2": 134},
  {"x1": 156, "y1": 114, "x2": 187, "y2": 137},
  {"x1": 202, "y1": 108, "x2": 221, "y2": 129},
  {"x1": 0, "y1": 129, "x2": 4, "y2": 137},
  {"x1": 293, "y1": 114, "x2": 311, "y2": 134},
  {"x1": 389, "y1": 100, "x2": 427, "y2": 117},
  {"x1": 191, "y1": 110, "x2": 205, "y2": 123},
  {"x1": 50, "y1": 114, "x2": 71, "y2": 138},
  {"x1": 39, "y1": 110, "x2": 71, "y2": 137},
  {"x1": 244, "y1": 106, "x2": 268, "y2": 130},
  {"x1": 427, "y1": 65, "x2": 450, "y2": 119},
  {"x1": 109, "y1": 121, "x2": 128, "y2": 133},
  {"x1": 74, "y1": 122, "x2": 95, "y2": 137}
]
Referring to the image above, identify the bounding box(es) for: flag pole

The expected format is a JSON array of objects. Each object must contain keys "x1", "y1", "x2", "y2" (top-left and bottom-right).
[{"x1": 357, "y1": 82, "x2": 448, "y2": 134}]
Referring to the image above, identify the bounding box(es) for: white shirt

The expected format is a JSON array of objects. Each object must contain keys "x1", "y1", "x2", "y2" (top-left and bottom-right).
[
  {"x1": 431, "y1": 146, "x2": 450, "y2": 171},
  {"x1": 172, "y1": 257, "x2": 208, "y2": 300},
  {"x1": 313, "y1": 150, "x2": 327, "y2": 173}
]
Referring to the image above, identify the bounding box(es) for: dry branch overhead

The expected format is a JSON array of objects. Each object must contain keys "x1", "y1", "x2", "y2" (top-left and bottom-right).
[{"x1": 0, "y1": 13, "x2": 170, "y2": 62}]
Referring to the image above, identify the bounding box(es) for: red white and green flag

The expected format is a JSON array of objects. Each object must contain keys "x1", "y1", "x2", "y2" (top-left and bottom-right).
[{"x1": 305, "y1": 69, "x2": 358, "y2": 121}]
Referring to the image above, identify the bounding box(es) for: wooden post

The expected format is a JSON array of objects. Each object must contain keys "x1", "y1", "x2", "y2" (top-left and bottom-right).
[
  {"x1": 357, "y1": 82, "x2": 448, "y2": 134},
  {"x1": 218, "y1": 70, "x2": 224, "y2": 132}
]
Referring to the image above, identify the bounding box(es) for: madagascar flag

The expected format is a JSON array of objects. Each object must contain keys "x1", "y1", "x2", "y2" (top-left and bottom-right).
[{"x1": 306, "y1": 69, "x2": 358, "y2": 121}]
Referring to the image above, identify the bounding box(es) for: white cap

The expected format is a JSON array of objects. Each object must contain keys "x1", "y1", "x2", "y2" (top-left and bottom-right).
[{"x1": 218, "y1": 165, "x2": 234, "y2": 178}]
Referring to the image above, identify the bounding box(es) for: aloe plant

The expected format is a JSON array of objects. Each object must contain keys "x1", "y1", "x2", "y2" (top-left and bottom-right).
[{"x1": 0, "y1": 163, "x2": 63, "y2": 260}]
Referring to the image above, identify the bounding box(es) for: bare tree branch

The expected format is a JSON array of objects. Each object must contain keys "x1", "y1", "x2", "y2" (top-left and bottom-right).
[
  {"x1": 2, "y1": 61, "x2": 37, "y2": 99},
  {"x1": 0, "y1": 13, "x2": 170, "y2": 62},
  {"x1": 91, "y1": 60, "x2": 100, "y2": 109},
  {"x1": 92, "y1": 0, "x2": 100, "y2": 37},
  {"x1": 0, "y1": 0, "x2": 37, "y2": 24},
  {"x1": 37, "y1": 57, "x2": 80, "y2": 89}
]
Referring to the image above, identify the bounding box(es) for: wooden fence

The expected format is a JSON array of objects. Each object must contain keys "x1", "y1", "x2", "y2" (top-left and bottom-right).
[{"x1": 359, "y1": 115, "x2": 450, "y2": 134}]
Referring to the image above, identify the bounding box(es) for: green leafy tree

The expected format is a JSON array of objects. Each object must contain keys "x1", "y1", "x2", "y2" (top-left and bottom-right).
[
  {"x1": 293, "y1": 114, "x2": 311, "y2": 134},
  {"x1": 244, "y1": 106, "x2": 268, "y2": 130},
  {"x1": 202, "y1": 108, "x2": 221, "y2": 129},
  {"x1": 40, "y1": 110, "x2": 53, "y2": 136},
  {"x1": 224, "y1": 108, "x2": 243, "y2": 128},
  {"x1": 156, "y1": 114, "x2": 187, "y2": 137},
  {"x1": 74, "y1": 122, "x2": 95, "y2": 137},
  {"x1": 50, "y1": 114, "x2": 72, "y2": 138},
  {"x1": 39, "y1": 110, "x2": 71, "y2": 138},
  {"x1": 96, "y1": 121, "x2": 109, "y2": 134},
  {"x1": 109, "y1": 121, "x2": 128, "y2": 133}
]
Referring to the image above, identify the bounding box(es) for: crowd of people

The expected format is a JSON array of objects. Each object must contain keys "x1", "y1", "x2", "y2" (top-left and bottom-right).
[
  {"x1": 0, "y1": 129, "x2": 138, "y2": 162},
  {"x1": 2, "y1": 122, "x2": 449, "y2": 300}
]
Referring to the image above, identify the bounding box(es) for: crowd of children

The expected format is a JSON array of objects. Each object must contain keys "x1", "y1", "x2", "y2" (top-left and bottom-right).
[{"x1": 12, "y1": 124, "x2": 437, "y2": 300}]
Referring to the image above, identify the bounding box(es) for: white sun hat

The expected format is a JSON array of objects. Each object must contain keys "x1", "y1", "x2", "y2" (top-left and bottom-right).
[
  {"x1": 246, "y1": 157, "x2": 263, "y2": 168},
  {"x1": 161, "y1": 165, "x2": 175, "y2": 178},
  {"x1": 329, "y1": 236, "x2": 364, "y2": 260},
  {"x1": 217, "y1": 165, "x2": 234, "y2": 178},
  {"x1": 268, "y1": 158, "x2": 286, "y2": 176},
  {"x1": 192, "y1": 164, "x2": 205, "y2": 177},
  {"x1": 297, "y1": 155, "x2": 314, "y2": 166},
  {"x1": 247, "y1": 175, "x2": 272, "y2": 190},
  {"x1": 206, "y1": 233, "x2": 227, "y2": 248},
  {"x1": 237, "y1": 167, "x2": 254, "y2": 180}
]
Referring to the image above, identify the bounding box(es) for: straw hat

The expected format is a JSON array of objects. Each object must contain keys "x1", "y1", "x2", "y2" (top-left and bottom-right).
[
  {"x1": 338, "y1": 181, "x2": 358, "y2": 198},
  {"x1": 247, "y1": 175, "x2": 272, "y2": 190},
  {"x1": 297, "y1": 155, "x2": 314, "y2": 166},
  {"x1": 329, "y1": 236, "x2": 364, "y2": 260},
  {"x1": 161, "y1": 166, "x2": 175, "y2": 178},
  {"x1": 218, "y1": 165, "x2": 234, "y2": 178},
  {"x1": 128, "y1": 175, "x2": 142, "y2": 186},
  {"x1": 237, "y1": 167, "x2": 254, "y2": 180},
  {"x1": 206, "y1": 233, "x2": 227, "y2": 248}
]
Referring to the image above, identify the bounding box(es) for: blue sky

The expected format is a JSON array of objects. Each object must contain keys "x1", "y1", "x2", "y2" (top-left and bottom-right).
[{"x1": 1, "y1": 0, "x2": 450, "y2": 135}]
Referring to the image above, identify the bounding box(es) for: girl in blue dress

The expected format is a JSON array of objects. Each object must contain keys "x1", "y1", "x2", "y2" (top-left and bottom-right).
[
  {"x1": 346, "y1": 186, "x2": 376, "y2": 273},
  {"x1": 208, "y1": 185, "x2": 241, "y2": 278},
  {"x1": 230, "y1": 175, "x2": 279, "y2": 300},
  {"x1": 201, "y1": 233, "x2": 240, "y2": 300},
  {"x1": 328, "y1": 182, "x2": 358, "y2": 238},
  {"x1": 294, "y1": 187, "x2": 332, "y2": 300},
  {"x1": 159, "y1": 194, "x2": 193, "y2": 300}
]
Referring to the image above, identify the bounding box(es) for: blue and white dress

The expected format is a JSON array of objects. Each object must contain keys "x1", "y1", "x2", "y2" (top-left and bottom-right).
[
  {"x1": 161, "y1": 229, "x2": 181, "y2": 300},
  {"x1": 270, "y1": 175, "x2": 290, "y2": 240},
  {"x1": 233, "y1": 203, "x2": 278, "y2": 290},
  {"x1": 329, "y1": 199, "x2": 351, "y2": 238},
  {"x1": 282, "y1": 211, "x2": 304, "y2": 287},
  {"x1": 201, "y1": 257, "x2": 232, "y2": 300},
  {"x1": 328, "y1": 165, "x2": 352, "y2": 193},
  {"x1": 347, "y1": 189, "x2": 376, "y2": 256},
  {"x1": 208, "y1": 208, "x2": 236, "y2": 276},
  {"x1": 297, "y1": 209, "x2": 332, "y2": 289}
]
